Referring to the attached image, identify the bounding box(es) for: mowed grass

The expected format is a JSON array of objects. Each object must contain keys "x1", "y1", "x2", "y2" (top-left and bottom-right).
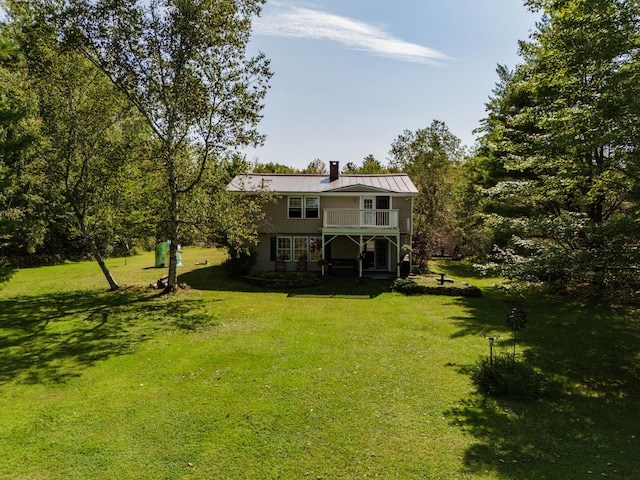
[{"x1": 0, "y1": 250, "x2": 639, "y2": 479}]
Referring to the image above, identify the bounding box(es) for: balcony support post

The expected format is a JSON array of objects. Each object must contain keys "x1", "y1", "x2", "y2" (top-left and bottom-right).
[{"x1": 359, "y1": 235, "x2": 363, "y2": 278}]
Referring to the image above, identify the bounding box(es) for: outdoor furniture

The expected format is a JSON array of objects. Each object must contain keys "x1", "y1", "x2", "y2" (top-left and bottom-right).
[
  {"x1": 275, "y1": 257, "x2": 287, "y2": 272},
  {"x1": 436, "y1": 273, "x2": 454, "y2": 285},
  {"x1": 296, "y1": 257, "x2": 308, "y2": 271},
  {"x1": 328, "y1": 258, "x2": 358, "y2": 276}
]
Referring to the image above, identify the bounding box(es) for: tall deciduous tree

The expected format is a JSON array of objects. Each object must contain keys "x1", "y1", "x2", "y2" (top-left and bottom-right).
[
  {"x1": 475, "y1": 0, "x2": 640, "y2": 292},
  {"x1": 4, "y1": 3, "x2": 158, "y2": 290},
  {"x1": 0, "y1": 35, "x2": 42, "y2": 283},
  {"x1": 390, "y1": 120, "x2": 464, "y2": 267},
  {"x1": 51, "y1": 0, "x2": 271, "y2": 292},
  {"x1": 342, "y1": 155, "x2": 390, "y2": 174},
  {"x1": 302, "y1": 158, "x2": 327, "y2": 174},
  {"x1": 192, "y1": 153, "x2": 276, "y2": 264}
]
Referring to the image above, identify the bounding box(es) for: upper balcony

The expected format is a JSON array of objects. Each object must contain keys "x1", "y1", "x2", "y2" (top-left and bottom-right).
[{"x1": 323, "y1": 209, "x2": 399, "y2": 231}]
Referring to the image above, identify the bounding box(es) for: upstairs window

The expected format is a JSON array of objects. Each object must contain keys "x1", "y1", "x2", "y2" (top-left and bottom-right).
[
  {"x1": 288, "y1": 197, "x2": 302, "y2": 218},
  {"x1": 305, "y1": 197, "x2": 319, "y2": 218},
  {"x1": 288, "y1": 196, "x2": 319, "y2": 219}
]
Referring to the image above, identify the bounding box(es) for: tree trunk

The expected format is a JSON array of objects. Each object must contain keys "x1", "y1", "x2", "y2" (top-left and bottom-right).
[
  {"x1": 78, "y1": 216, "x2": 120, "y2": 291},
  {"x1": 165, "y1": 160, "x2": 180, "y2": 293},
  {"x1": 92, "y1": 240, "x2": 120, "y2": 291}
]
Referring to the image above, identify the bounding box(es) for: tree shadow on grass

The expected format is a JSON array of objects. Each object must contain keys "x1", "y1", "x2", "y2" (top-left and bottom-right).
[
  {"x1": 0, "y1": 288, "x2": 219, "y2": 386},
  {"x1": 445, "y1": 291, "x2": 640, "y2": 479},
  {"x1": 178, "y1": 265, "x2": 391, "y2": 298},
  {"x1": 429, "y1": 259, "x2": 480, "y2": 278}
]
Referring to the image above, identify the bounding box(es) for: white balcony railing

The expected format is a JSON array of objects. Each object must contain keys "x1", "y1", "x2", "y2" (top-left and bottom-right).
[{"x1": 323, "y1": 209, "x2": 399, "y2": 229}]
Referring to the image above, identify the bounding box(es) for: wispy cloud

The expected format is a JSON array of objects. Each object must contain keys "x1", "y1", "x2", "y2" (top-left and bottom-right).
[{"x1": 254, "y1": 4, "x2": 450, "y2": 65}]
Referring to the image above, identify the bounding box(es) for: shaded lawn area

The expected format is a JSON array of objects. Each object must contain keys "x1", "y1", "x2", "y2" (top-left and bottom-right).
[{"x1": 0, "y1": 250, "x2": 638, "y2": 479}]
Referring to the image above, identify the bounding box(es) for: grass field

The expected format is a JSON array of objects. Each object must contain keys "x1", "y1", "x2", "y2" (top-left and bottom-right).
[{"x1": 0, "y1": 248, "x2": 639, "y2": 479}]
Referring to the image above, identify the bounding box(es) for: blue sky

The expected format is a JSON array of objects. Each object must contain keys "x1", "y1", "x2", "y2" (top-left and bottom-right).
[{"x1": 246, "y1": 1, "x2": 540, "y2": 170}]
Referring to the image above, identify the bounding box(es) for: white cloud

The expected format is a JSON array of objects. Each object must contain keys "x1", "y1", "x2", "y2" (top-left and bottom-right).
[{"x1": 253, "y1": 4, "x2": 450, "y2": 65}]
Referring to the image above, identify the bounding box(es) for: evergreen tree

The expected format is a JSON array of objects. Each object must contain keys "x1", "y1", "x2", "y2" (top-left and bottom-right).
[{"x1": 475, "y1": 0, "x2": 640, "y2": 292}]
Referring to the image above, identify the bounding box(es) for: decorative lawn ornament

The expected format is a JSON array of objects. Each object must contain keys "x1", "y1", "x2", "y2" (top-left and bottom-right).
[{"x1": 505, "y1": 305, "x2": 527, "y2": 370}]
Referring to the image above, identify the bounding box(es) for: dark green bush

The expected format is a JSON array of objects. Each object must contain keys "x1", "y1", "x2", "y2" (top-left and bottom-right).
[
  {"x1": 222, "y1": 248, "x2": 258, "y2": 276},
  {"x1": 392, "y1": 278, "x2": 423, "y2": 293},
  {"x1": 249, "y1": 271, "x2": 314, "y2": 280},
  {"x1": 392, "y1": 278, "x2": 482, "y2": 297},
  {"x1": 470, "y1": 354, "x2": 552, "y2": 401}
]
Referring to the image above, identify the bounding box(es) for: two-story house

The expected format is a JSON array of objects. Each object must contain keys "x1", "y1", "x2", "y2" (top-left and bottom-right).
[{"x1": 226, "y1": 161, "x2": 419, "y2": 277}]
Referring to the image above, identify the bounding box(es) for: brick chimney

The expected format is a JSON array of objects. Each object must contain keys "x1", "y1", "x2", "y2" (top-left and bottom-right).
[{"x1": 329, "y1": 161, "x2": 339, "y2": 182}]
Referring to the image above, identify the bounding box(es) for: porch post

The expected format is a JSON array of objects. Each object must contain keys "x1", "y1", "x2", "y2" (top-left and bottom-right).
[
  {"x1": 396, "y1": 232, "x2": 401, "y2": 277},
  {"x1": 359, "y1": 234, "x2": 363, "y2": 278},
  {"x1": 321, "y1": 232, "x2": 325, "y2": 276}
]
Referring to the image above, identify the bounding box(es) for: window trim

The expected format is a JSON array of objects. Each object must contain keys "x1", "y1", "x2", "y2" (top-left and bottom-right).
[
  {"x1": 304, "y1": 196, "x2": 320, "y2": 219},
  {"x1": 287, "y1": 196, "x2": 303, "y2": 219},
  {"x1": 293, "y1": 236, "x2": 309, "y2": 262},
  {"x1": 276, "y1": 235, "x2": 323, "y2": 262},
  {"x1": 276, "y1": 236, "x2": 292, "y2": 261},
  {"x1": 288, "y1": 195, "x2": 320, "y2": 219}
]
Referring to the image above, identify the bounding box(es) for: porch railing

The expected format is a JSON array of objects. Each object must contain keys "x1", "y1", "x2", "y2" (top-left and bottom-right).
[{"x1": 323, "y1": 209, "x2": 399, "y2": 229}]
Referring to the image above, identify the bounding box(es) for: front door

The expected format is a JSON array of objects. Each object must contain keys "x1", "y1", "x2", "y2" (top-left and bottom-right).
[
  {"x1": 362, "y1": 197, "x2": 375, "y2": 226},
  {"x1": 375, "y1": 239, "x2": 388, "y2": 270},
  {"x1": 375, "y1": 196, "x2": 390, "y2": 226},
  {"x1": 376, "y1": 196, "x2": 390, "y2": 209}
]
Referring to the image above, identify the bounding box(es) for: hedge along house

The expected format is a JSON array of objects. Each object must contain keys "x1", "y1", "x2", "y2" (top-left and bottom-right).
[{"x1": 227, "y1": 161, "x2": 419, "y2": 277}]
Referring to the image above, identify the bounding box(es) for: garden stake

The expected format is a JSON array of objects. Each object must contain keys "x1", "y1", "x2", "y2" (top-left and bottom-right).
[
  {"x1": 505, "y1": 306, "x2": 528, "y2": 373},
  {"x1": 488, "y1": 336, "x2": 496, "y2": 369}
]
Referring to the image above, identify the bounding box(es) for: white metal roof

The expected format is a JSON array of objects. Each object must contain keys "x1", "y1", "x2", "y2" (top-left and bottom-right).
[{"x1": 227, "y1": 174, "x2": 419, "y2": 195}]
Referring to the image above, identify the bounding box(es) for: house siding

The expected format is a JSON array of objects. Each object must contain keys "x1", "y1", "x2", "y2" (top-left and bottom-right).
[
  {"x1": 254, "y1": 233, "x2": 322, "y2": 272},
  {"x1": 260, "y1": 194, "x2": 413, "y2": 235},
  {"x1": 395, "y1": 198, "x2": 413, "y2": 235},
  {"x1": 260, "y1": 197, "x2": 323, "y2": 236},
  {"x1": 228, "y1": 173, "x2": 418, "y2": 275}
]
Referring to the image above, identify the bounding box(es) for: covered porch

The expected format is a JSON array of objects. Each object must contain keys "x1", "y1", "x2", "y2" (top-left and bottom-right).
[{"x1": 319, "y1": 229, "x2": 401, "y2": 278}]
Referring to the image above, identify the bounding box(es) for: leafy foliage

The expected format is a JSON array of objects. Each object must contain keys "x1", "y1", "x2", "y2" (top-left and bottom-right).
[
  {"x1": 391, "y1": 277, "x2": 482, "y2": 297},
  {"x1": 390, "y1": 120, "x2": 466, "y2": 264},
  {"x1": 251, "y1": 161, "x2": 299, "y2": 173},
  {"x1": 221, "y1": 246, "x2": 257, "y2": 276},
  {"x1": 470, "y1": 0, "x2": 640, "y2": 293},
  {"x1": 0, "y1": 32, "x2": 45, "y2": 264},
  {"x1": 391, "y1": 278, "x2": 423, "y2": 294},
  {"x1": 186, "y1": 153, "x2": 278, "y2": 261},
  {"x1": 471, "y1": 354, "x2": 553, "y2": 401},
  {"x1": 50, "y1": 0, "x2": 272, "y2": 291},
  {"x1": 342, "y1": 154, "x2": 391, "y2": 174},
  {"x1": 301, "y1": 158, "x2": 327, "y2": 174},
  {"x1": 2, "y1": 3, "x2": 165, "y2": 289}
]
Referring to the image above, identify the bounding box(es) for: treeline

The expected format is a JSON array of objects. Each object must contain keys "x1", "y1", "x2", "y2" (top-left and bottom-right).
[
  {"x1": 258, "y1": 0, "x2": 640, "y2": 297},
  {"x1": 1, "y1": 0, "x2": 638, "y2": 297},
  {"x1": 0, "y1": 0, "x2": 272, "y2": 291},
  {"x1": 468, "y1": 0, "x2": 640, "y2": 296},
  {"x1": 457, "y1": 0, "x2": 639, "y2": 297}
]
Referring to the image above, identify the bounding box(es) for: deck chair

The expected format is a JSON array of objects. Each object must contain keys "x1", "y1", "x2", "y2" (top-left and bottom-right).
[
  {"x1": 295, "y1": 257, "x2": 308, "y2": 272},
  {"x1": 275, "y1": 256, "x2": 287, "y2": 272}
]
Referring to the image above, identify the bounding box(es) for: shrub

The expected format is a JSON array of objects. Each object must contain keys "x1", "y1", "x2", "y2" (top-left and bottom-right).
[
  {"x1": 222, "y1": 248, "x2": 258, "y2": 276},
  {"x1": 391, "y1": 278, "x2": 482, "y2": 297},
  {"x1": 244, "y1": 271, "x2": 326, "y2": 289},
  {"x1": 392, "y1": 278, "x2": 423, "y2": 294},
  {"x1": 470, "y1": 354, "x2": 552, "y2": 401},
  {"x1": 249, "y1": 271, "x2": 314, "y2": 280}
]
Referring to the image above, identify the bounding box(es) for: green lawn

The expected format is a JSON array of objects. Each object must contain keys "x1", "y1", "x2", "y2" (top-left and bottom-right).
[{"x1": 0, "y1": 249, "x2": 638, "y2": 479}]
